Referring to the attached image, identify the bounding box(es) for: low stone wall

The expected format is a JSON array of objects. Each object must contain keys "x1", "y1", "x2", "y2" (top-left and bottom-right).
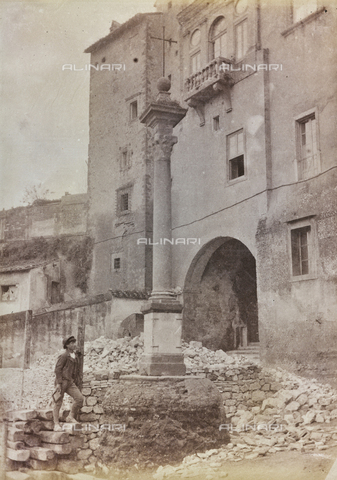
[{"x1": 207, "y1": 365, "x2": 282, "y2": 419}]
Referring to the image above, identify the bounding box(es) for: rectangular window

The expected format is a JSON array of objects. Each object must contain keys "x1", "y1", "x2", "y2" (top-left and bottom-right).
[
  {"x1": 296, "y1": 112, "x2": 319, "y2": 180},
  {"x1": 191, "y1": 51, "x2": 201, "y2": 74},
  {"x1": 291, "y1": 226, "x2": 310, "y2": 276},
  {"x1": 293, "y1": 0, "x2": 317, "y2": 22},
  {"x1": 213, "y1": 116, "x2": 220, "y2": 131},
  {"x1": 228, "y1": 129, "x2": 245, "y2": 180},
  {"x1": 235, "y1": 20, "x2": 248, "y2": 60},
  {"x1": 1, "y1": 285, "x2": 18, "y2": 302},
  {"x1": 130, "y1": 100, "x2": 138, "y2": 120},
  {"x1": 121, "y1": 149, "x2": 128, "y2": 170},
  {"x1": 114, "y1": 258, "x2": 121, "y2": 269}
]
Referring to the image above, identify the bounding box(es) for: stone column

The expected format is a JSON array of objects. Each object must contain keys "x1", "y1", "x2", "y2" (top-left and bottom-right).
[{"x1": 139, "y1": 78, "x2": 187, "y2": 375}]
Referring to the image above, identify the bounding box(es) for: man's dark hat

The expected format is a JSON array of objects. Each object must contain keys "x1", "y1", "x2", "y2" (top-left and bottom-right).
[{"x1": 63, "y1": 336, "x2": 76, "y2": 349}]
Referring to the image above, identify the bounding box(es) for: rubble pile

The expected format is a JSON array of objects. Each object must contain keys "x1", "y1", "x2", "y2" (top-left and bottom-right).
[
  {"x1": 83, "y1": 335, "x2": 143, "y2": 374},
  {"x1": 82, "y1": 337, "x2": 245, "y2": 375}
]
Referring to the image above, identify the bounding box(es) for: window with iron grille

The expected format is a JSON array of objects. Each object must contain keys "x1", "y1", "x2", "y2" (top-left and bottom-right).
[
  {"x1": 121, "y1": 193, "x2": 129, "y2": 212},
  {"x1": 114, "y1": 258, "x2": 121, "y2": 269},
  {"x1": 291, "y1": 226, "x2": 310, "y2": 276},
  {"x1": 117, "y1": 186, "x2": 132, "y2": 215}
]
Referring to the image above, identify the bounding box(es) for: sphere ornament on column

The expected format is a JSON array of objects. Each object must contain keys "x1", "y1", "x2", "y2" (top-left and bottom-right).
[{"x1": 157, "y1": 77, "x2": 171, "y2": 92}]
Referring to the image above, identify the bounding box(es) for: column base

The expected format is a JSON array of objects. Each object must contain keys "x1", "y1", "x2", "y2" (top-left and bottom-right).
[{"x1": 139, "y1": 354, "x2": 186, "y2": 376}]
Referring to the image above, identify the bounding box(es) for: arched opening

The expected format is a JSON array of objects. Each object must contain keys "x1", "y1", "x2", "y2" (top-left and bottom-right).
[
  {"x1": 209, "y1": 16, "x2": 227, "y2": 60},
  {"x1": 183, "y1": 237, "x2": 259, "y2": 352}
]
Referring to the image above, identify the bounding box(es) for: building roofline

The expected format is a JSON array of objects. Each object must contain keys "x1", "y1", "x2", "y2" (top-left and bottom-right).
[{"x1": 84, "y1": 12, "x2": 162, "y2": 54}]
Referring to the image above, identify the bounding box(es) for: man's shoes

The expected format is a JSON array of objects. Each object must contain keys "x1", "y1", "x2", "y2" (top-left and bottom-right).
[
  {"x1": 54, "y1": 424, "x2": 63, "y2": 432},
  {"x1": 65, "y1": 415, "x2": 77, "y2": 423}
]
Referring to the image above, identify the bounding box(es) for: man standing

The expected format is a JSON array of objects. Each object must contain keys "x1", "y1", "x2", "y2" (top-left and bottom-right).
[{"x1": 53, "y1": 336, "x2": 84, "y2": 431}]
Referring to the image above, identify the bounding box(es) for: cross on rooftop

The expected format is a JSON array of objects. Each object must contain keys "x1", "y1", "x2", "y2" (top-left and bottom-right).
[{"x1": 150, "y1": 26, "x2": 177, "y2": 77}]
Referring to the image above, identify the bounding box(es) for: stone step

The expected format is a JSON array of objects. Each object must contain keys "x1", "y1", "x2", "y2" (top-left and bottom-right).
[
  {"x1": 7, "y1": 440, "x2": 25, "y2": 450},
  {"x1": 7, "y1": 428, "x2": 25, "y2": 443},
  {"x1": 28, "y1": 458, "x2": 57, "y2": 471},
  {"x1": 41, "y1": 441, "x2": 73, "y2": 455},
  {"x1": 38, "y1": 431, "x2": 70, "y2": 444},
  {"x1": 29, "y1": 447, "x2": 56, "y2": 461},
  {"x1": 36, "y1": 410, "x2": 53, "y2": 421},
  {"x1": 14, "y1": 420, "x2": 43, "y2": 434},
  {"x1": 6, "y1": 448, "x2": 30, "y2": 462},
  {"x1": 6, "y1": 410, "x2": 37, "y2": 422},
  {"x1": 23, "y1": 434, "x2": 42, "y2": 447}
]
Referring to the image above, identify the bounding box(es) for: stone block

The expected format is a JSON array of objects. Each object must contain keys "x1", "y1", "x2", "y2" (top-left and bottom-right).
[
  {"x1": 221, "y1": 392, "x2": 232, "y2": 400},
  {"x1": 40, "y1": 421, "x2": 54, "y2": 431},
  {"x1": 77, "y1": 449, "x2": 92, "y2": 461},
  {"x1": 28, "y1": 458, "x2": 57, "y2": 471},
  {"x1": 93, "y1": 405, "x2": 104, "y2": 414},
  {"x1": 41, "y1": 441, "x2": 73, "y2": 455},
  {"x1": 82, "y1": 388, "x2": 92, "y2": 396},
  {"x1": 296, "y1": 394, "x2": 308, "y2": 406},
  {"x1": 285, "y1": 402, "x2": 300, "y2": 412},
  {"x1": 88, "y1": 438, "x2": 100, "y2": 450},
  {"x1": 81, "y1": 407, "x2": 93, "y2": 414},
  {"x1": 36, "y1": 410, "x2": 53, "y2": 421},
  {"x1": 7, "y1": 428, "x2": 24, "y2": 442},
  {"x1": 14, "y1": 420, "x2": 43, "y2": 434},
  {"x1": 79, "y1": 413, "x2": 99, "y2": 422},
  {"x1": 6, "y1": 410, "x2": 37, "y2": 422},
  {"x1": 57, "y1": 459, "x2": 79, "y2": 474},
  {"x1": 38, "y1": 431, "x2": 70, "y2": 444},
  {"x1": 29, "y1": 447, "x2": 56, "y2": 461},
  {"x1": 86, "y1": 397, "x2": 97, "y2": 407},
  {"x1": 251, "y1": 391, "x2": 265, "y2": 403},
  {"x1": 6, "y1": 448, "x2": 30, "y2": 462},
  {"x1": 70, "y1": 436, "x2": 85, "y2": 449},
  {"x1": 23, "y1": 434, "x2": 41, "y2": 447},
  {"x1": 7, "y1": 440, "x2": 25, "y2": 450},
  {"x1": 302, "y1": 410, "x2": 316, "y2": 425},
  {"x1": 6, "y1": 472, "x2": 31, "y2": 480}
]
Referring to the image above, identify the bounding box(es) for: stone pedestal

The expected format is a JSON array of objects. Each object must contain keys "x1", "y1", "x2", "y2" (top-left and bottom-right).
[{"x1": 139, "y1": 298, "x2": 185, "y2": 375}]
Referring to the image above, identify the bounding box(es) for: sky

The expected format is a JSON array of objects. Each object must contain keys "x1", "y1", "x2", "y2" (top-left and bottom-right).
[{"x1": 0, "y1": 0, "x2": 156, "y2": 209}]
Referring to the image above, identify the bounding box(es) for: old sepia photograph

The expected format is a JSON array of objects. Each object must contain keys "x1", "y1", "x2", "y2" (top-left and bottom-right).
[{"x1": 0, "y1": 0, "x2": 336, "y2": 479}]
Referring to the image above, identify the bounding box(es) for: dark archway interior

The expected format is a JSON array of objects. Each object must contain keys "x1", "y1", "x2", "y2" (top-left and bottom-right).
[{"x1": 183, "y1": 238, "x2": 259, "y2": 351}]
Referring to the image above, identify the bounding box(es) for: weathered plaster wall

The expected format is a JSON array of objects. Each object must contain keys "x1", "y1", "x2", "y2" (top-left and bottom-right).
[
  {"x1": 256, "y1": 171, "x2": 337, "y2": 380},
  {"x1": 87, "y1": 14, "x2": 163, "y2": 295},
  {"x1": 0, "y1": 194, "x2": 87, "y2": 242}
]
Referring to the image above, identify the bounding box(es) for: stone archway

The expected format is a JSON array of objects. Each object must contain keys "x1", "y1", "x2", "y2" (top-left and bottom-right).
[{"x1": 183, "y1": 237, "x2": 259, "y2": 352}]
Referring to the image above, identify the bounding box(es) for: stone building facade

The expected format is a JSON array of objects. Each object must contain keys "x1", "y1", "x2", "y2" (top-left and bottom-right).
[
  {"x1": 0, "y1": 194, "x2": 90, "y2": 314},
  {"x1": 86, "y1": 0, "x2": 337, "y2": 380}
]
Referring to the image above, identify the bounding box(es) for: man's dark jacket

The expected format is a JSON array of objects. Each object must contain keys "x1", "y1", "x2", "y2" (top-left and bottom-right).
[{"x1": 54, "y1": 350, "x2": 81, "y2": 388}]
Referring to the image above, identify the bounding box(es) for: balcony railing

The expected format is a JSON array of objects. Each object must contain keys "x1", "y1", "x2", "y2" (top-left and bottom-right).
[
  {"x1": 185, "y1": 57, "x2": 233, "y2": 96},
  {"x1": 184, "y1": 57, "x2": 234, "y2": 125}
]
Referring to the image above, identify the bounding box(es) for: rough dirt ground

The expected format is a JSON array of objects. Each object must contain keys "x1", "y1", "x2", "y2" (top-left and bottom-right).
[{"x1": 102, "y1": 447, "x2": 337, "y2": 480}]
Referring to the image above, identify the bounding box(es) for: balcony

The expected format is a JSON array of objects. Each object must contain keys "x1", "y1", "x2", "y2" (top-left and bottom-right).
[{"x1": 184, "y1": 57, "x2": 234, "y2": 125}]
